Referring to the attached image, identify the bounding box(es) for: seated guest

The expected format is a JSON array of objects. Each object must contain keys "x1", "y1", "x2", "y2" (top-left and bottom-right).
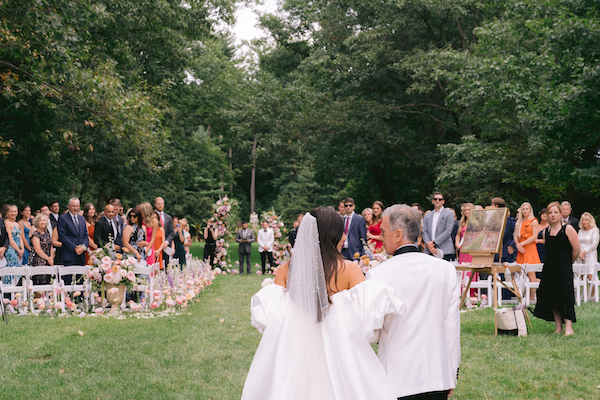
[
  {"x1": 94, "y1": 204, "x2": 121, "y2": 251},
  {"x1": 123, "y1": 207, "x2": 147, "y2": 262},
  {"x1": 30, "y1": 214, "x2": 55, "y2": 284}
]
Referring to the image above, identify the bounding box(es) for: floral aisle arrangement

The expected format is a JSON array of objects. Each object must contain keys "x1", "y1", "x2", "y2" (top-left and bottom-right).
[
  {"x1": 211, "y1": 196, "x2": 239, "y2": 271},
  {"x1": 357, "y1": 251, "x2": 390, "y2": 274}
]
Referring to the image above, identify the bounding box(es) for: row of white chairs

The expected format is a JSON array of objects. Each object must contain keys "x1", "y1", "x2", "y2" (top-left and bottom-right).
[
  {"x1": 455, "y1": 262, "x2": 600, "y2": 308},
  {"x1": 0, "y1": 262, "x2": 159, "y2": 314}
]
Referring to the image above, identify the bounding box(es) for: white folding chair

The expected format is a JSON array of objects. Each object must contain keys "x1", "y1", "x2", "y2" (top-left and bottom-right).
[
  {"x1": 185, "y1": 253, "x2": 192, "y2": 267},
  {"x1": 26, "y1": 266, "x2": 59, "y2": 314},
  {"x1": 0, "y1": 267, "x2": 28, "y2": 314},
  {"x1": 497, "y1": 263, "x2": 526, "y2": 306},
  {"x1": 57, "y1": 265, "x2": 91, "y2": 312},
  {"x1": 588, "y1": 262, "x2": 599, "y2": 303},
  {"x1": 470, "y1": 275, "x2": 493, "y2": 308},
  {"x1": 573, "y1": 263, "x2": 587, "y2": 306},
  {"x1": 524, "y1": 263, "x2": 544, "y2": 306}
]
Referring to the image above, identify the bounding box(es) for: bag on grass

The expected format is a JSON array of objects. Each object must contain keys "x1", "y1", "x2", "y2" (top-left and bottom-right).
[{"x1": 495, "y1": 305, "x2": 527, "y2": 336}]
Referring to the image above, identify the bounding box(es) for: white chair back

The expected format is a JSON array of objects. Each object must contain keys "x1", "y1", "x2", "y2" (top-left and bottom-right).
[
  {"x1": 26, "y1": 265, "x2": 59, "y2": 313},
  {"x1": 523, "y1": 263, "x2": 544, "y2": 306},
  {"x1": 572, "y1": 263, "x2": 587, "y2": 305},
  {"x1": 0, "y1": 267, "x2": 28, "y2": 314},
  {"x1": 589, "y1": 262, "x2": 599, "y2": 303},
  {"x1": 57, "y1": 265, "x2": 91, "y2": 312}
]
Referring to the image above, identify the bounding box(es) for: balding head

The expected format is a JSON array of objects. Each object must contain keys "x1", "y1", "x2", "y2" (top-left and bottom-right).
[{"x1": 104, "y1": 204, "x2": 115, "y2": 220}]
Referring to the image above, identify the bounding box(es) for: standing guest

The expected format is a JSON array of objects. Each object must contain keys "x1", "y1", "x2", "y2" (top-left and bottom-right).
[
  {"x1": 455, "y1": 203, "x2": 474, "y2": 264},
  {"x1": 341, "y1": 197, "x2": 368, "y2": 260},
  {"x1": 172, "y1": 218, "x2": 186, "y2": 267},
  {"x1": 29, "y1": 214, "x2": 55, "y2": 285},
  {"x1": 362, "y1": 208, "x2": 373, "y2": 226},
  {"x1": 3, "y1": 205, "x2": 25, "y2": 284},
  {"x1": 368, "y1": 201, "x2": 385, "y2": 253},
  {"x1": 450, "y1": 209, "x2": 459, "y2": 257},
  {"x1": 203, "y1": 218, "x2": 218, "y2": 266},
  {"x1": 534, "y1": 202, "x2": 580, "y2": 336},
  {"x1": 514, "y1": 202, "x2": 541, "y2": 302},
  {"x1": 139, "y1": 202, "x2": 158, "y2": 265},
  {"x1": 236, "y1": 222, "x2": 255, "y2": 274},
  {"x1": 109, "y1": 198, "x2": 124, "y2": 248},
  {"x1": 0, "y1": 206, "x2": 9, "y2": 263},
  {"x1": 122, "y1": 207, "x2": 147, "y2": 262},
  {"x1": 155, "y1": 197, "x2": 174, "y2": 265},
  {"x1": 83, "y1": 203, "x2": 99, "y2": 255},
  {"x1": 152, "y1": 211, "x2": 165, "y2": 268},
  {"x1": 366, "y1": 204, "x2": 460, "y2": 399},
  {"x1": 57, "y1": 198, "x2": 89, "y2": 276},
  {"x1": 536, "y1": 208, "x2": 549, "y2": 263},
  {"x1": 287, "y1": 214, "x2": 304, "y2": 248},
  {"x1": 337, "y1": 200, "x2": 346, "y2": 216},
  {"x1": 257, "y1": 220, "x2": 275, "y2": 274},
  {"x1": 181, "y1": 218, "x2": 192, "y2": 255},
  {"x1": 490, "y1": 197, "x2": 516, "y2": 263},
  {"x1": 49, "y1": 201, "x2": 60, "y2": 230},
  {"x1": 422, "y1": 192, "x2": 455, "y2": 261},
  {"x1": 561, "y1": 201, "x2": 580, "y2": 232},
  {"x1": 18, "y1": 205, "x2": 32, "y2": 265},
  {"x1": 577, "y1": 212, "x2": 599, "y2": 297},
  {"x1": 94, "y1": 204, "x2": 121, "y2": 251}
]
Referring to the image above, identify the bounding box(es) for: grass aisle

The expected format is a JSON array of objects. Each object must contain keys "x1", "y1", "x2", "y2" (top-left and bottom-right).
[{"x1": 1, "y1": 246, "x2": 599, "y2": 399}]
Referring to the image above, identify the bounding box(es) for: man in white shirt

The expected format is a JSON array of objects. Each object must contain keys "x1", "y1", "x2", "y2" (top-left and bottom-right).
[
  {"x1": 422, "y1": 192, "x2": 456, "y2": 261},
  {"x1": 367, "y1": 204, "x2": 460, "y2": 400},
  {"x1": 257, "y1": 221, "x2": 275, "y2": 274}
]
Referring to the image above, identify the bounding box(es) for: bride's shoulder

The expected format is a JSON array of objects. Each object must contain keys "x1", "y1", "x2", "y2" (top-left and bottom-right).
[
  {"x1": 274, "y1": 261, "x2": 289, "y2": 288},
  {"x1": 338, "y1": 259, "x2": 365, "y2": 289}
]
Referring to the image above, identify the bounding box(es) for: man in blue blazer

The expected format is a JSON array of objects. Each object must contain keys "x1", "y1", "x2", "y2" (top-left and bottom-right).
[
  {"x1": 340, "y1": 197, "x2": 368, "y2": 260},
  {"x1": 57, "y1": 198, "x2": 89, "y2": 271}
]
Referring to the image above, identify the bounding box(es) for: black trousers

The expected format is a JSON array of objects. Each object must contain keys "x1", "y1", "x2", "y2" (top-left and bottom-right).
[
  {"x1": 398, "y1": 390, "x2": 450, "y2": 400},
  {"x1": 203, "y1": 243, "x2": 216, "y2": 267},
  {"x1": 260, "y1": 251, "x2": 274, "y2": 274},
  {"x1": 239, "y1": 252, "x2": 251, "y2": 274}
]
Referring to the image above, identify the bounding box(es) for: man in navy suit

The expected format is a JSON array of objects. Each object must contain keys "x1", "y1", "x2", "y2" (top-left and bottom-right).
[
  {"x1": 57, "y1": 198, "x2": 89, "y2": 277},
  {"x1": 341, "y1": 197, "x2": 368, "y2": 260}
]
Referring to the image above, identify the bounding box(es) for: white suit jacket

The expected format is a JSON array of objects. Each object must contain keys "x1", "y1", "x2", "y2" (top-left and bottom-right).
[
  {"x1": 257, "y1": 228, "x2": 275, "y2": 253},
  {"x1": 366, "y1": 249, "x2": 460, "y2": 398}
]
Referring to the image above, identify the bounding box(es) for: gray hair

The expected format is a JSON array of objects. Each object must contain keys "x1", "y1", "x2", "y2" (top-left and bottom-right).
[
  {"x1": 382, "y1": 204, "x2": 421, "y2": 243},
  {"x1": 560, "y1": 201, "x2": 572, "y2": 210},
  {"x1": 68, "y1": 197, "x2": 80, "y2": 206}
]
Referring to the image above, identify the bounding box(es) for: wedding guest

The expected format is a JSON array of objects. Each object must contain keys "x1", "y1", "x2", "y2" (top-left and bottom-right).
[
  {"x1": 561, "y1": 201, "x2": 579, "y2": 232},
  {"x1": 140, "y1": 202, "x2": 158, "y2": 264},
  {"x1": 422, "y1": 192, "x2": 455, "y2": 261},
  {"x1": 258, "y1": 220, "x2": 275, "y2": 274},
  {"x1": 49, "y1": 201, "x2": 60, "y2": 230},
  {"x1": 514, "y1": 202, "x2": 541, "y2": 301},
  {"x1": 123, "y1": 207, "x2": 147, "y2": 262},
  {"x1": 362, "y1": 208, "x2": 373, "y2": 225},
  {"x1": 536, "y1": 208, "x2": 549, "y2": 263},
  {"x1": 368, "y1": 201, "x2": 385, "y2": 252},
  {"x1": 181, "y1": 218, "x2": 192, "y2": 255},
  {"x1": 83, "y1": 202, "x2": 98, "y2": 253},
  {"x1": 366, "y1": 204, "x2": 460, "y2": 399},
  {"x1": 30, "y1": 214, "x2": 55, "y2": 284},
  {"x1": 94, "y1": 204, "x2": 121, "y2": 250},
  {"x1": 236, "y1": 222, "x2": 255, "y2": 274},
  {"x1": 57, "y1": 198, "x2": 88, "y2": 271},
  {"x1": 491, "y1": 197, "x2": 516, "y2": 263},
  {"x1": 18, "y1": 205, "x2": 32, "y2": 265},
  {"x1": 288, "y1": 214, "x2": 303, "y2": 247},
  {"x1": 152, "y1": 211, "x2": 165, "y2": 268},
  {"x1": 203, "y1": 218, "x2": 218, "y2": 266},
  {"x1": 534, "y1": 202, "x2": 580, "y2": 336},
  {"x1": 155, "y1": 197, "x2": 174, "y2": 265},
  {"x1": 450, "y1": 208, "x2": 459, "y2": 257},
  {"x1": 109, "y1": 198, "x2": 124, "y2": 247},
  {"x1": 0, "y1": 206, "x2": 9, "y2": 262},
  {"x1": 3, "y1": 205, "x2": 25, "y2": 284},
  {"x1": 337, "y1": 200, "x2": 346, "y2": 216},
  {"x1": 455, "y1": 203, "x2": 474, "y2": 264},
  {"x1": 577, "y1": 212, "x2": 599, "y2": 295},
  {"x1": 172, "y1": 218, "x2": 186, "y2": 267},
  {"x1": 341, "y1": 197, "x2": 368, "y2": 260}
]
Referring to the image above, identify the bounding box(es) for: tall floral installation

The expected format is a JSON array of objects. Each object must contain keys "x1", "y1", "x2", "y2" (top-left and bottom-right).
[
  {"x1": 261, "y1": 209, "x2": 289, "y2": 269},
  {"x1": 210, "y1": 196, "x2": 239, "y2": 273}
]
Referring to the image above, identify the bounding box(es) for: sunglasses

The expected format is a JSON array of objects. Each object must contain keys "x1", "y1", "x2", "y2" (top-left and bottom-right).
[
  {"x1": 129, "y1": 214, "x2": 139, "y2": 219},
  {"x1": 344, "y1": 204, "x2": 354, "y2": 207},
  {"x1": 433, "y1": 198, "x2": 444, "y2": 201}
]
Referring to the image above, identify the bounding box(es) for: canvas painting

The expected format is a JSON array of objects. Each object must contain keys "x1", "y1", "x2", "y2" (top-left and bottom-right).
[{"x1": 462, "y1": 208, "x2": 509, "y2": 254}]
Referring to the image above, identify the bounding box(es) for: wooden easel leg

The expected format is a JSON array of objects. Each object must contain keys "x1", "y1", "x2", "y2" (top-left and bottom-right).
[
  {"x1": 493, "y1": 272, "x2": 498, "y2": 335},
  {"x1": 459, "y1": 273, "x2": 476, "y2": 310}
]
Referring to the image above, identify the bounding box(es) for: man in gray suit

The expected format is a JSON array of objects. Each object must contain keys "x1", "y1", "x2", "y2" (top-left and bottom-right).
[
  {"x1": 235, "y1": 222, "x2": 255, "y2": 274},
  {"x1": 422, "y1": 192, "x2": 456, "y2": 261}
]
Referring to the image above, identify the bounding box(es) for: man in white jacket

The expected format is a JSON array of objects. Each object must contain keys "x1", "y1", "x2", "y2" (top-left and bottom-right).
[
  {"x1": 366, "y1": 204, "x2": 460, "y2": 400},
  {"x1": 257, "y1": 221, "x2": 275, "y2": 274}
]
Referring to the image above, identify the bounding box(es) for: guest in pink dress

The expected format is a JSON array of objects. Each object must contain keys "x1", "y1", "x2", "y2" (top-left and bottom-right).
[
  {"x1": 456, "y1": 203, "x2": 477, "y2": 294},
  {"x1": 139, "y1": 202, "x2": 158, "y2": 264}
]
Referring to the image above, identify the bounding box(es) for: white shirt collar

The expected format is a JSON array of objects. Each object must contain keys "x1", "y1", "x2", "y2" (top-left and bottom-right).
[{"x1": 52, "y1": 212, "x2": 59, "y2": 219}]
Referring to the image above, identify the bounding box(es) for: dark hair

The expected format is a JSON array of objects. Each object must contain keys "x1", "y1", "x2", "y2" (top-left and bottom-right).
[
  {"x1": 83, "y1": 203, "x2": 97, "y2": 224},
  {"x1": 539, "y1": 208, "x2": 547, "y2": 219},
  {"x1": 491, "y1": 197, "x2": 506, "y2": 207},
  {"x1": 310, "y1": 206, "x2": 345, "y2": 297},
  {"x1": 432, "y1": 192, "x2": 443, "y2": 199},
  {"x1": 372, "y1": 200, "x2": 385, "y2": 224},
  {"x1": 109, "y1": 198, "x2": 122, "y2": 206},
  {"x1": 128, "y1": 206, "x2": 142, "y2": 224},
  {"x1": 411, "y1": 203, "x2": 421, "y2": 210},
  {"x1": 343, "y1": 197, "x2": 355, "y2": 205},
  {"x1": 50, "y1": 201, "x2": 59, "y2": 207}
]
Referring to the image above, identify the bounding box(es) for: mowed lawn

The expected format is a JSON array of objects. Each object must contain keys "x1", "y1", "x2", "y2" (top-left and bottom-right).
[{"x1": 0, "y1": 242, "x2": 598, "y2": 399}]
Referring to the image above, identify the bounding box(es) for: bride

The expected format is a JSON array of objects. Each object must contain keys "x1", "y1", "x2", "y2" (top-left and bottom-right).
[{"x1": 242, "y1": 207, "x2": 406, "y2": 400}]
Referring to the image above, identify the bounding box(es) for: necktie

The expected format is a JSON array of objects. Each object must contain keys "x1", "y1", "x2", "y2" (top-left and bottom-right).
[
  {"x1": 109, "y1": 218, "x2": 116, "y2": 239},
  {"x1": 264, "y1": 229, "x2": 267, "y2": 233},
  {"x1": 72, "y1": 214, "x2": 79, "y2": 235},
  {"x1": 344, "y1": 216, "x2": 350, "y2": 236}
]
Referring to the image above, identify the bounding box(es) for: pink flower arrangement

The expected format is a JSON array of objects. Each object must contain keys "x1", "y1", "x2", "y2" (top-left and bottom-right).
[{"x1": 88, "y1": 243, "x2": 139, "y2": 290}]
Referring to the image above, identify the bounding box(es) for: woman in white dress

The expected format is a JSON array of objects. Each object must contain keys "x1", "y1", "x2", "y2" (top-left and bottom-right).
[
  {"x1": 242, "y1": 207, "x2": 406, "y2": 400},
  {"x1": 577, "y1": 212, "x2": 599, "y2": 296}
]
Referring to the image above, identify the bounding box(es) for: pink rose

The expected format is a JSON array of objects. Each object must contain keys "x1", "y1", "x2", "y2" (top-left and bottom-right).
[
  {"x1": 101, "y1": 256, "x2": 111, "y2": 264},
  {"x1": 94, "y1": 307, "x2": 104, "y2": 314},
  {"x1": 10, "y1": 299, "x2": 18, "y2": 306},
  {"x1": 176, "y1": 297, "x2": 183, "y2": 305},
  {"x1": 150, "y1": 302, "x2": 159, "y2": 309},
  {"x1": 108, "y1": 287, "x2": 119, "y2": 295},
  {"x1": 127, "y1": 271, "x2": 136, "y2": 281},
  {"x1": 166, "y1": 299, "x2": 175, "y2": 307}
]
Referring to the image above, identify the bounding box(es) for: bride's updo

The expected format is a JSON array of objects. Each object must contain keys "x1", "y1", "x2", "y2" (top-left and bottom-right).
[{"x1": 310, "y1": 207, "x2": 345, "y2": 294}]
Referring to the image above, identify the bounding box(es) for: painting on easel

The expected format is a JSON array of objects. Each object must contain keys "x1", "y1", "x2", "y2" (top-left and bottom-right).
[{"x1": 462, "y1": 208, "x2": 509, "y2": 254}]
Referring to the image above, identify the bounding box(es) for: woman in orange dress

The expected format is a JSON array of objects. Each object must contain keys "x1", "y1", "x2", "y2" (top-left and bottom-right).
[
  {"x1": 153, "y1": 210, "x2": 164, "y2": 268},
  {"x1": 83, "y1": 203, "x2": 98, "y2": 264},
  {"x1": 514, "y1": 201, "x2": 541, "y2": 301}
]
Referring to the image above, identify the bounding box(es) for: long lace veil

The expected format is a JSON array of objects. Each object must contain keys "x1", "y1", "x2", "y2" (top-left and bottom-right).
[
  {"x1": 286, "y1": 212, "x2": 336, "y2": 399},
  {"x1": 288, "y1": 212, "x2": 330, "y2": 323}
]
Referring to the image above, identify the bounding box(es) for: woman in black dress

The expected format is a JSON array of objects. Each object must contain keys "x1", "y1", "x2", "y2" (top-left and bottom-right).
[
  {"x1": 534, "y1": 202, "x2": 580, "y2": 336},
  {"x1": 203, "y1": 218, "x2": 218, "y2": 267}
]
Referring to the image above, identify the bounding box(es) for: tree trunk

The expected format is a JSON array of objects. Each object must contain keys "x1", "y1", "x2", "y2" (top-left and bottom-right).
[
  {"x1": 250, "y1": 136, "x2": 257, "y2": 213},
  {"x1": 229, "y1": 148, "x2": 233, "y2": 192},
  {"x1": 97, "y1": 189, "x2": 106, "y2": 210}
]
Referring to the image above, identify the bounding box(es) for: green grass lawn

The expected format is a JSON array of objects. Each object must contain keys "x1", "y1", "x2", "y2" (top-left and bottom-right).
[{"x1": 1, "y1": 248, "x2": 600, "y2": 399}]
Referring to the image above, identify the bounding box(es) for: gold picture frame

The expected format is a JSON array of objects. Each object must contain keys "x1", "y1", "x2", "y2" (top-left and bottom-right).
[{"x1": 462, "y1": 208, "x2": 509, "y2": 255}]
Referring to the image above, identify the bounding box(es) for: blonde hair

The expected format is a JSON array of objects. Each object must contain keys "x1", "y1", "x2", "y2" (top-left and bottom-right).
[
  {"x1": 547, "y1": 201, "x2": 561, "y2": 214},
  {"x1": 139, "y1": 202, "x2": 154, "y2": 225},
  {"x1": 361, "y1": 208, "x2": 373, "y2": 220},
  {"x1": 515, "y1": 202, "x2": 535, "y2": 234},
  {"x1": 579, "y1": 212, "x2": 597, "y2": 229},
  {"x1": 459, "y1": 203, "x2": 474, "y2": 230},
  {"x1": 31, "y1": 213, "x2": 48, "y2": 238}
]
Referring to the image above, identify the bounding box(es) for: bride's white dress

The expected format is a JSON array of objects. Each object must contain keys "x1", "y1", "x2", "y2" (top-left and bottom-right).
[{"x1": 242, "y1": 280, "x2": 406, "y2": 400}]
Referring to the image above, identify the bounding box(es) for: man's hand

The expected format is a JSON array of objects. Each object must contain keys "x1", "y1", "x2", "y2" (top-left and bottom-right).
[
  {"x1": 448, "y1": 388, "x2": 454, "y2": 397},
  {"x1": 426, "y1": 241, "x2": 437, "y2": 255},
  {"x1": 0, "y1": 247, "x2": 5, "y2": 259},
  {"x1": 75, "y1": 246, "x2": 84, "y2": 255},
  {"x1": 507, "y1": 245, "x2": 515, "y2": 255}
]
